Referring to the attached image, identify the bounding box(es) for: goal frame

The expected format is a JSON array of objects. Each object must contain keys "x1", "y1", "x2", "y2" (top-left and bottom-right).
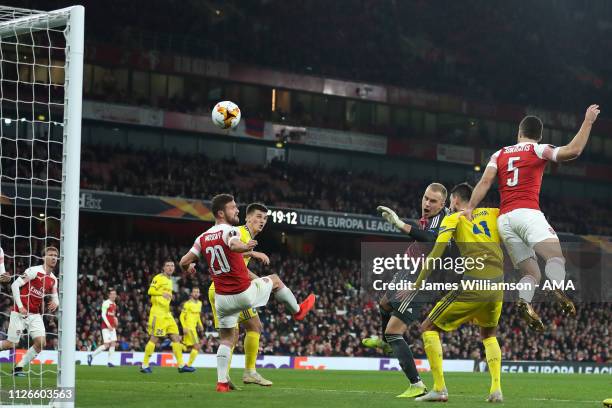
[{"x1": 0, "y1": 5, "x2": 84, "y2": 407}]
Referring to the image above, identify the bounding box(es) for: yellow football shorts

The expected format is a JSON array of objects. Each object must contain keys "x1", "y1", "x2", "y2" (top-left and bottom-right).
[
  {"x1": 147, "y1": 311, "x2": 179, "y2": 337},
  {"x1": 181, "y1": 328, "x2": 199, "y2": 347},
  {"x1": 208, "y1": 283, "x2": 257, "y2": 329},
  {"x1": 428, "y1": 289, "x2": 503, "y2": 332}
]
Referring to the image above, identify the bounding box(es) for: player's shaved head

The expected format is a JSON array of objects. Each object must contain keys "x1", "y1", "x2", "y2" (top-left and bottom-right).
[
  {"x1": 426, "y1": 183, "x2": 448, "y2": 202},
  {"x1": 518, "y1": 115, "x2": 543, "y2": 142},
  {"x1": 422, "y1": 183, "x2": 447, "y2": 218},
  {"x1": 211, "y1": 194, "x2": 235, "y2": 219}
]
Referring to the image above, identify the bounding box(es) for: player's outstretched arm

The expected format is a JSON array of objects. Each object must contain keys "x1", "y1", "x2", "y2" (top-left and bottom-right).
[
  {"x1": 377, "y1": 205, "x2": 438, "y2": 241},
  {"x1": 555, "y1": 104, "x2": 600, "y2": 162},
  {"x1": 465, "y1": 166, "x2": 496, "y2": 220}
]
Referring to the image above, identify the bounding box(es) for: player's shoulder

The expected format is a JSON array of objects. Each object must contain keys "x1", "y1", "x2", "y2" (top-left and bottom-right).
[
  {"x1": 440, "y1": 210, "x2": 460, "y2": 226},
  {"x1": 26, "y1": 264, "x2": 44, "y2": 274},
  {"x1": 102, "y1": 299, "x2": 111, "y2": 306},
  {"x1": 238, "y1": 225, "x2": 252, "y2": 241}
]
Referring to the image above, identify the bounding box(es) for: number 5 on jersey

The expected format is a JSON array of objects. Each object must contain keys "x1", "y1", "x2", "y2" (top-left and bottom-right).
[
  {"x1": 206, "y1": 245, "x2": 230, "y2": 274},
  {"x1": 507, "y1": 157, "x2": 520, "y2": 187}
]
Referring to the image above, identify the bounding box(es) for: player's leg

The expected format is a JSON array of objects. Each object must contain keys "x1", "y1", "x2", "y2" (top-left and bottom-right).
[
  {"x1": 107, "y1": 338, "x2": 117, "y2": 367},
  {"x1": 474, "y1": 300, "x2": 503, "y2": 403},
  {"x1": 384, "y1": 314, "x2": 426, "y2": 398},
  {"x1": 227, "y1": 326, "x2": 239, "y2": 381},
  {"x1": 141, "y1": 334, "x2": 159, "y2": 373},
  {"x1": 15, "y1": 334, "x2": 45, "y2": 376},
  {"x1": 2, "y1": 311, "x2": 23, "y2": 351},
  {"x1": 498, "y1": 213, "x2": 545, "y2": 330},
  {"x1": 240, "y1": 314, "x2": 272, "y2": 386},
  {"x1": 182, "y1": 329, "x2": 199, "y2": 367},
  {"x1": 264, "y1": 274, "x2": 315, "y2": 319},
  {"x1": 417, "y1": 318, "x2": 448, "y2": 401},
  {"x1": 88, "y1": 342, "x2": 109, "y2": 364},
  {"x1": 216, "y1": 327, "x2": 236, "y2": 392},
  {"x1": 533, "y1": 237, "x2": 576, "y2": 316},
  {"x1": 89, "y1": 329, "x2": 110, "y2": 365},
  {"x1": 167, "y1": 316, "x2": 193, "y2": 372},
  {"x1": 188, "y1": 343, "x2": 200, "y2": 368},
  {"x1": 416, "y1": 293, "x2": 473, "y2": 402},
  {"x1": 362, "y1": 294, "x2": 393, "y2": 354},
  {"x1": 15, "y1": 315, "x2": 46, "y2": 376}
]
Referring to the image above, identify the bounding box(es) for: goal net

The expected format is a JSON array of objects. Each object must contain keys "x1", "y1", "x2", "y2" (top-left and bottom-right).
[{"x1": 0, "y1": 5, "x2": 83, "y2": 407}]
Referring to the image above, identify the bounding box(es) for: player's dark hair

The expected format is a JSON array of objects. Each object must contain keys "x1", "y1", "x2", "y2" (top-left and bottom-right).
[
  {"x1": 518, "y1": 115, "x2": 543, "y2": 142},
  {"x1": 42, "y1": 246, "x2": 59, "y2": 256},
  {"x1": 163, "y1": 258, "x2": 175, "y2": 266},
  {"x1": 108, "y1": 288, "x2": 117, "y2": 294},
  {"x1": 450, "y1": 182, "x2": 473, "y2": 203},
  {"x1": 211, "y1": 193, "x2": 235, "y2": 218},
  {"x1": 246, "y1": 202, "x2": 268, "y2": 215}
]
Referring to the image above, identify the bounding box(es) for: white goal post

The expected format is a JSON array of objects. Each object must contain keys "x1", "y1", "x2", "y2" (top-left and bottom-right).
[{"x1": 0, "y1": 5, "x2": 83, "y2": 408}]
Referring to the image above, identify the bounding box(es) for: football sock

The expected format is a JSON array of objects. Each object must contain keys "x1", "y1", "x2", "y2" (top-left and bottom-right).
[
  {"x1": 483, "y1": 336, "x2": 502, "y2": 394},
  {"x1": 171, "y1": 342, "x2": 184, "y2": 367},
  {"x1": 17, "y1": 346, "x2": 39, "y2": 368},
  {"x1": 545, "y1": 257, "x2": 566, "y2": 285},
  {"x1": 91, "y1": 344, "x2": 107, "y2": 358},
  {"x1": 275, "y1": 286, "x2": 299, "y2": 314},
  {"x1": 518, "y1": 275, "x2": 537, "y2": 303},
  {"x1": 422, "y1": 331, "x2": 446, "y2": 392},
  {"x1": 217, "y1": 344, "x2": 231, "y2": 383},
  {"x1": 108, "y1": 345, "x2": 115, "y2": 361},
  {"x1": 142, "y1": 341, "x2": 155, "y2": 368},
  {"x1": 244, "y1": 331, "x2": 260, "y2": 373},
  {"x1": 188, "y1": 349, "x2": 198, "y2": 367},
  {"x1": 385, "y1": 334, "x2": 421, "y2": 384}
]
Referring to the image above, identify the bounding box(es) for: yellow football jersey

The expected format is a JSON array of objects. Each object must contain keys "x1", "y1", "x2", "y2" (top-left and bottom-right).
[
  {"x1": 238, "y1": 225, "x2": 253, "y2": 266},
  {"x1": 416, "y1": 208, "x2": 503, "y2": 284},
  {"x1": 148, "y1": 273, "x2": 173, "y2": 313},
  {"x1": 180, "y1": 299, "x2": 203, "y2": 329},
  {"x1": 439, "y1": 207, "x2": 503, "y2": 278}
]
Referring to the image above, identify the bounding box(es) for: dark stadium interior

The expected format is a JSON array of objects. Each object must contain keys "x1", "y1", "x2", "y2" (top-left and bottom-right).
[{"x1": 0, "y1": 0, "x2": 610, "y2": 385}]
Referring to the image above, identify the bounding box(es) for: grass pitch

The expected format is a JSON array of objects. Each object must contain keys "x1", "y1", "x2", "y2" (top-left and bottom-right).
[{"x1": 1, "y1": 364, "x2": 610, "y2": 407}]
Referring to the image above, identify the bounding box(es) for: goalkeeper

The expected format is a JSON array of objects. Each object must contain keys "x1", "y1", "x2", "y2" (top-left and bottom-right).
[{"x1": 362, "y1": 183, "x2": 449, "y2": 398}]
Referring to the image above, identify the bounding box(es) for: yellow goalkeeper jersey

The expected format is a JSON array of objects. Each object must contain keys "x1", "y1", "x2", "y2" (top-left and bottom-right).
[
  {"x1": 180, "y1": 299, "x2": 203, "y2": 330},
  {"x1": 148, "y1": 273, "x2": 173, "y2": 314}
]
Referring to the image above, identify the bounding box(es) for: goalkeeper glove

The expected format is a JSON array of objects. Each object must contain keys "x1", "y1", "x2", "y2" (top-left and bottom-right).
[{"x1": 377, "y1": 206, "x2": 406, "y2": 229}]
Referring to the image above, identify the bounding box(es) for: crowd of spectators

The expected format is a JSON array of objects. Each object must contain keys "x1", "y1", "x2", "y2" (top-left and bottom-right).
[
  {"x1": 80, "y1": 145, "x2": 612, "y2": 236},
  {"x1": 20, "y1": 0, "x2": 612, "y2": 115},
  {"x1": 72, "y1": 240, "x2": 610, "y2": 362}
]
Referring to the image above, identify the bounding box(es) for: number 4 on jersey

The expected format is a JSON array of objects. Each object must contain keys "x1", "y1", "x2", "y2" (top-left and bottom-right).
[{"x1": 472, "y1": 221, "x2": 491, "y2": 237}]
